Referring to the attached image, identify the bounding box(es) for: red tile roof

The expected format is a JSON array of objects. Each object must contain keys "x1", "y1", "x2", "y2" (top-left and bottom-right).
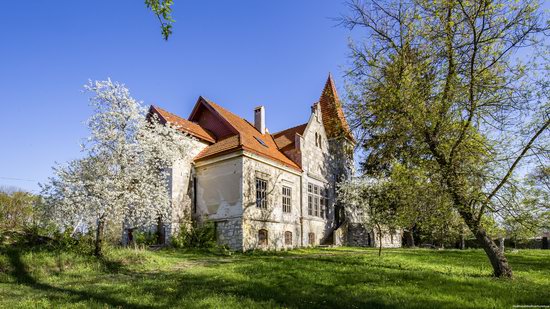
[
  {"x1": 319, "y1": 74, "x2": 355, "y2": 142},
  {"x1": 149, "y1": 74, "x2": 352, "y2": 171},
  {"x1": 150, "y1": 105, "x2": 216, "y2": 143},
  {"x1": 193, "y1": 99, "x2": 301, "y2": 171},
  {"x1": 273, "y1": 123, "x2": 307, "y2": 151}
]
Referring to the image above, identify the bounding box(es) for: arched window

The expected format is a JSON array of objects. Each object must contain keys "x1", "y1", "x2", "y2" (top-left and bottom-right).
[
  {"x1": 258, "y1": 229, "x2": 268, "y2": 246},
  {"x1": 284, "y1": 231, "x2": 293, "y2": 245},
  {"x1": 315, "y1": 132, "x2": 318, "y2": 146},
  {"x1": 308, "y1": 232, "x2": 315, "y2": 245}
]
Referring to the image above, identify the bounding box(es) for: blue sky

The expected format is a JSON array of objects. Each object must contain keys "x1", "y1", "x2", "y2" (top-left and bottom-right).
[{"x1": 0, "y1": 0, "x2": 356, "y2": 192}]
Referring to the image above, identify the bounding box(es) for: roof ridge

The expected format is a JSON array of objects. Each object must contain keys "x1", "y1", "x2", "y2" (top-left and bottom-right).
[{"x1": 272, "y1": 122, "x2": 308, "y2": 136}]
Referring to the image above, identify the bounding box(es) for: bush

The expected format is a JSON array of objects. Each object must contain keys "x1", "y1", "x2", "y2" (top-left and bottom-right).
[
  {"x1": 0, "y1": 225, "x2": 95, "y2": 254},
  {"x1": 172, "y1": 222, "x2": 216, "y2": 249},
  {"x1": 133, "y1": 231, "x2": 158, "y2": 246}
]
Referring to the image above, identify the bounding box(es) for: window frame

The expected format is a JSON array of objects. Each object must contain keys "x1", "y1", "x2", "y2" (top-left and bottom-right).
[
  {"x1": 308, "y1": 232, "x2": 315, "y2": 245},
  {"x1": 282, "y1": 186, "x2": 292, "y2": 213},
  {"x1": 307, "y1": 183, "x2": 328, "y2": 218},
  {"x1": 256, "y1": 177, "x2": 268, "y2": 209},
  {"x1": 284, "y1": 231, "x2": 292, "y2": 245},
  {"x1": 258, "y1": 229, "x2": 268, "y2": 246}
]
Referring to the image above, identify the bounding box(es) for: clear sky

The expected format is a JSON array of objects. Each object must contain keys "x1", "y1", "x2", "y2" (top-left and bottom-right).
[{"x1": 0, "y1": 0, "x2": 356, "y2": 192}]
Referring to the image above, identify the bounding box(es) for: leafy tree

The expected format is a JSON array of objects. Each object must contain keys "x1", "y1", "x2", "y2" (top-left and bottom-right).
[
  {"x1": 342, "y1": 0, "x2": 549, "y2": 277},
  {"x1": 0, "y1": 190, "x2": 40, "y2": 232},
  {"x1": 41, "y1": 80, "x2": 192, "y2": 256},
  {"x1": 338, "y1": 178, "x2": 400, "y2": 256},
  {"x1": 500, "y1": 170, "x2": 550, "y2": 247}
]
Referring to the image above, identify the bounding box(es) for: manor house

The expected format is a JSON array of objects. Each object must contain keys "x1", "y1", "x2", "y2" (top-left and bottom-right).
[{"x1": 135, "y1": 75, "x2": 401, "y2": 251}]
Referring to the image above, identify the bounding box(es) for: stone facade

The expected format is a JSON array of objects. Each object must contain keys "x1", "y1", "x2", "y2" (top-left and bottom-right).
[{"x1": 138, "y1": 75, "x2": 402, "y2": 250}]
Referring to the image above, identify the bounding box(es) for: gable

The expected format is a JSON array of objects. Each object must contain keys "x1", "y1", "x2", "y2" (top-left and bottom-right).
[{"x1": 189, "y1": 97, "x2": 238, "y2": 140}]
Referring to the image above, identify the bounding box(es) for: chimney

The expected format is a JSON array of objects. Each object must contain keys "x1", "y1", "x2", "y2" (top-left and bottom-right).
[{"x1": 254, "y1": 106, "x2": 265, "y2": 134}]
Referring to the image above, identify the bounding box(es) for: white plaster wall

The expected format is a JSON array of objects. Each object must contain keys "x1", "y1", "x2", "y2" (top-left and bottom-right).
[
  {"x1": 166, "y1": 137, "x2": 209, "y2": 241},
  {"x1": 194, "y1": 155, "x2": 244, "y2": 250},
  {"x1": 195, "y1": 156, "x2": 244, "y2": 221}
]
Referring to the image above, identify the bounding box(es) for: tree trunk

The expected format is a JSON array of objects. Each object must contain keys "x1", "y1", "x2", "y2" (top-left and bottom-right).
[
  {"x1": 459, "y1": 232, "x2": 465, "y2": 250},
  {"x1": 473, "y1": 226, "x2": 513, "y2": 278},
  {"x1": 377, "y1": 224, "x2": 383, "y2": 256},
  {"x1": 94, "y1": 217, "x2": 105, "y2": 257},
  {"x1": 404, "y1": 227, "x2": 415, "y2": 247},
  {"x1": 445, "y1": 174, "x2": 513, "y2": 278},
  {"x1": 499, "y1": 237, "x2": 505, "y2": 253}
]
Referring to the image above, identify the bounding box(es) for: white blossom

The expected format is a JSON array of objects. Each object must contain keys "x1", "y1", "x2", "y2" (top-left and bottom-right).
[{"x1": 41, "y1": 79, "x2": 193, "y2": 237}]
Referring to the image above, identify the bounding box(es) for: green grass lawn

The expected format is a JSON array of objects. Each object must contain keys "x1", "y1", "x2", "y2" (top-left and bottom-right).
[{"x1": 0, "y1": 246, "x2": 549, "y2": 308}]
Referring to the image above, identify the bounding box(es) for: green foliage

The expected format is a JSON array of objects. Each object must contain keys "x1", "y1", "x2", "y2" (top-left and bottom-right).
[
  {"x1": 0, "y1": 190, "x2": 42, "y2": 232},
  {"x1": 343, "y1": 0, "x2": 549, "y2": 277},
  {"x1": 172, "y1": 222, "x2": 216, "y2": 249},
  {"x1": 133, "y1": 231, "x2": 158, "y2": 247},
  {"x1": 145, "y1": 0, "x2": 174, "y2": 40},
  {"x1": 0, "y1": 247, "x2": 549, "y2": 308}
]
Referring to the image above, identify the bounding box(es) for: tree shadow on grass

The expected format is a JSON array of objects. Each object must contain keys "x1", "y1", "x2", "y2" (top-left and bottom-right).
[
  {"x1": 169, "y1": 254, "x2": 548, "y2": 309},
  {"x1": 2, "y1": 247, "x2": 549, "y2": 308},
  {"x1": 4, "y1": 248, "x2": 146, "y2": 309}
]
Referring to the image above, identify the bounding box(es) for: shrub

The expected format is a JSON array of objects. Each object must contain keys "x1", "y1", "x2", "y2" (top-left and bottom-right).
[
  {"x1": 172, "y1": 222, "x2": 216, "y2": 249},
  {"x1": 133, "y1": 231, "x2": 158, "y2": 246}
]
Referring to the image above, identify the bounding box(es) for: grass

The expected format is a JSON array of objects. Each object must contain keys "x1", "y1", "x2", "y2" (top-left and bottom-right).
[{"x1": 0, "y1": 246, "x2": 549, "y2": 308}]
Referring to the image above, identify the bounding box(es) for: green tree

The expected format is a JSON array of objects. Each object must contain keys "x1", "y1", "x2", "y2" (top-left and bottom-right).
[
  {"x1": 0, "y1": 189, "x2": 40, "y2": 232},
  {"x1": 342, "y1": 0, "x2": 549, "y2": 277}
]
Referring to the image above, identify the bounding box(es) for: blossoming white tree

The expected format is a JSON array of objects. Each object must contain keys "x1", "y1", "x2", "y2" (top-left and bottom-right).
[{"x1": 41, "y1": 79, "x2": 192, "y2": 256}]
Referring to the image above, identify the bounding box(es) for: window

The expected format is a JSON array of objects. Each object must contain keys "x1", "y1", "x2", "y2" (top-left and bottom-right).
[
  {"x1": 282, "y1": 186, "x2": 292, "y2": 213},
  {"x1": 314, "y1": 195, "x2": 319, "y2": 217},
  {"x1": 258, "y1": 229, "x2": 268, "y2": 246},
  {"x1": 255, "y1": 136, "x2": 268, "y2": 148},
  {"x1": 320, "y1": 190, "x2": 325, "y2": 218},
  {"x1": 308, "y1": 184, "x2": 313, "y2": 216},
  {"x1": 256, "y1": 178, "x2": 267, "y2": 209},
  {"x1": 308, "y1": 232, "x2": 315, "y2": 245},
  {"x1": 308, "y1": 183, "x2": 328, "y2": 218},
  {"x1": 314, "y1": 132, "x2": 322, "y2": 148},
  {"x1": 284, "y1": 231, "x2": 292, "y2": 245},
  {"x1": 322, "y1": 189, "x2": 328, "y2": 218}
]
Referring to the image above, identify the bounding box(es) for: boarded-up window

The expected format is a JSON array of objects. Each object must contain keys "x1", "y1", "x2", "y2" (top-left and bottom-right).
[
  {"x1": 282, "y1": 186, "x2": 292, "y2": 213},
  {"x1": 308, "y1": 232, "x2": 315, "y2": 245},
  {"x1": 256, "y1": 178, "x2": 267, "y2": 209},
  {"x1": 284, "y1": 231, "x2": 292, "y2": 245},
  {"x1": 258, "y1": 229, "x2": 268, "y2": 246}
]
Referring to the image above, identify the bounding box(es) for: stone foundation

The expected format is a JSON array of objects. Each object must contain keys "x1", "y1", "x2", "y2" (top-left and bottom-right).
[{"x1": 215, "y1": 218, "x2": 243, "y2": 251}]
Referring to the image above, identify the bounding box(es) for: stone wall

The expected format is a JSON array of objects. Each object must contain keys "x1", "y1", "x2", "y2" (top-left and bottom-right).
[
  {"x1": 347, "y1": 223, "x2": 372, "y2": 247},
  {"x1": 215, "y1": 218, "x2": 243, "y2": 251},
  {"x1": 347, "y1": 223, "x2": 403, "y2": 248},
  {"x1": 300, "y1": 104, "x2": 336, "y2": 246},
  {"x1": 241, "y1": 154, "x2": 302, "y2": 250}
]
